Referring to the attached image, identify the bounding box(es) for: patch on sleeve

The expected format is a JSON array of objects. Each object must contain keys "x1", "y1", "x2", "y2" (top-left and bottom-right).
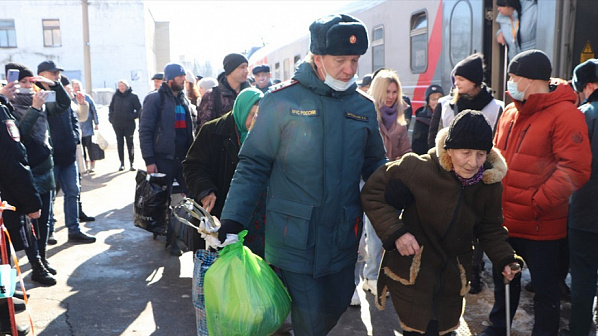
[
  {"x1": 571, "y1": 131, "x2": 584, "y2": 144},
  {"x1": 344, "y1": 112, "x2": 368, "y2": 122},
  {"x1": 291, "y1": 109, "x2": 318, "y2": 116},
  {"x1": 5, "y1": 120, "x2": 20, "y2": 142}
]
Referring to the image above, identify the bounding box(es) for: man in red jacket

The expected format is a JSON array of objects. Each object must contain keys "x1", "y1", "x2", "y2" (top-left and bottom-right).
[{"x1": 481, "y1": 50, "x2": 591, "y2": 336}]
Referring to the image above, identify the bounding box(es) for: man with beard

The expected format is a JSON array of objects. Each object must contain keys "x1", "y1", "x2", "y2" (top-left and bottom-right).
[{"x1": 139, "y1": 62, "x2": 194, "y2": 256}]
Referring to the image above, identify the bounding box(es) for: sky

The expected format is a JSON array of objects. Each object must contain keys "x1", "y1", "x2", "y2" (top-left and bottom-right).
[{"x1": 146, "y1": 0, "x2": 355, "y2": 66}]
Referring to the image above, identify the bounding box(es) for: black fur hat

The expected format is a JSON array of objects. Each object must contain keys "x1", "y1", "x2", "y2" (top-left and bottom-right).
[
  {"x1": 309, "y1": 14, "x2": 368, "y2": 56},
  {"x1": 572, "y1": 59, "x2": 598, "y2": 92}
]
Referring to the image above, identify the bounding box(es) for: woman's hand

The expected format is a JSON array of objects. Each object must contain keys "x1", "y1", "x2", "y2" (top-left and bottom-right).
[
  {"x1": 32, "y1": 91, "x2": 48, "y2": 110},
  {"x1": 201, "y1": 192, "x2": 216, "y2": 213},
  {"x1": 502, "y1": 262, "x2": 522, "y2": 282},
  {"x1": 395, "y1": 232, "x2": 420, "y2": 256},
  {"x1": 75, "y1": 92, "x2": 86, "y2": 105},
  {"x1": 497, "y1": 32, "x2": 506, "y2": 45}
]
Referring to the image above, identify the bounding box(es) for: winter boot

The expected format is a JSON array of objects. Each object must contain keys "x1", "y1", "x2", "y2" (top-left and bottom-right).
[
  {"x1": 31, "y1": 258, "x2": 57, "y2": 286},
  {"x1": 469, "y1": 265, "x2": 483, "y2": 294}
]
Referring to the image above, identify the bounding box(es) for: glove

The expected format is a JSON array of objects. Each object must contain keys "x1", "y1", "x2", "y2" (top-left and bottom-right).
[{"x1": 217, "y1": 219, "x2": 244, "y2": 243}]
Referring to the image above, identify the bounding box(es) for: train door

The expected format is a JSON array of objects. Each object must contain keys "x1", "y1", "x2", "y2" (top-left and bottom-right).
[{"x1": 439, "y1": 0, "x2": 485, "y2": 93}]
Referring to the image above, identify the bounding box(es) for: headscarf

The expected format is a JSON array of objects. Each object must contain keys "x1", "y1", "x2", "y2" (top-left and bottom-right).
[{"x1": 232, "y1": 87, "x2": 263, "y2": 144}]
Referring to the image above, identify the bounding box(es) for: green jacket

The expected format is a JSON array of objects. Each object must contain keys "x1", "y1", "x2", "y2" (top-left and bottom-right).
[
  {"x1": 361, "y1": 128, "x2": 523, "y2": 334},
  {"x1": 221, "y1": 62, "x2": 387, "y2": 277}
]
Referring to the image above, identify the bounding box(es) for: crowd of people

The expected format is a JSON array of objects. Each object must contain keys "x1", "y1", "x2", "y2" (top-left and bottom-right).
[{"x1": 1, "y1": 2, "x2": 597, "y2": 336}]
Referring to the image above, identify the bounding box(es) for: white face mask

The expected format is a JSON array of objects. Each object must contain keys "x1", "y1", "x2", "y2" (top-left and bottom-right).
[
  {"x1": 507, "y1": 78, "x2": 530, "y2": 101},
  {"x1": 321, "y1": 63, "x2": 357, "y2": 92}
]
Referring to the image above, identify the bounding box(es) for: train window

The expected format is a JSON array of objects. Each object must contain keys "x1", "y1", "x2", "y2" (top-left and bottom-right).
[
  {"x1": 275, "y1": 62, "x2": 280, "y2": 81},
  {"x1": 294, "y1": 54, "x2": 301, "y2": 69},
  {"x1": 450, "y1": 0, "x2": 472, "y2": 66},
  {"x1": 410, "y1": 11, "x2": 427, "y2": 73},
  {"x1": 283, "y1": 58, "x2": 290, "y2": 80},
  {"x1": 372, "y1": 25, "x2": 384, "y2": 71}
]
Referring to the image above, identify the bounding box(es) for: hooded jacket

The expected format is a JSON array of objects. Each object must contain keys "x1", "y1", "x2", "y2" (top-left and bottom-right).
[
  {"x1": 220, "y1": 61, "x2": 387, "y2": 277},
  {"x1": 196, "y1": 72, "x2": 250, "y2": 130},
  {"x1": 494, "y1": 83, "x2": 591, "y2": 240},
  {"x1": 568, "y1": 89, "x2": 598, "y2": 233},
  {"x1": 361, "y1": 128, "x2": 522, "y2": 334},
  {"x1": 108, "y1": 87, "x2": 141, "y2": 125}
]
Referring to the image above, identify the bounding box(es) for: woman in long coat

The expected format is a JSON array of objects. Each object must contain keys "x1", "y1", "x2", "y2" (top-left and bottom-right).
[{"x1": 361, "y1": 110, "x2": 523, "y2": 335}]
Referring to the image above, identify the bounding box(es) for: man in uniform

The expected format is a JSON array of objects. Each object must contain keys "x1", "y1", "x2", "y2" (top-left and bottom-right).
[
  {"x1": 252, "y1": 64, "x2": 272, "y2": 93},
  {"x1": 217, "y1": 14, "x2": 387, "y2": 335}
]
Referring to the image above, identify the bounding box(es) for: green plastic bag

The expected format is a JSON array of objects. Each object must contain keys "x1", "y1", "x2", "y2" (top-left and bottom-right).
[{"x1": 205, "y1": 230, "x2": 291, "y2": 336}]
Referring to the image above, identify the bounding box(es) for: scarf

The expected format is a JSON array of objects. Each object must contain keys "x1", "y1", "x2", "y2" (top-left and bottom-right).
[
  {"x1": 380, "y1": 102, "x2": 398, "y2": 130},
  {"x1": 232, "y1": 87, "x2": 263, "y2": 145},
  {"x1": 454, "y1": 166, "x2": 485, "y2": 186}
]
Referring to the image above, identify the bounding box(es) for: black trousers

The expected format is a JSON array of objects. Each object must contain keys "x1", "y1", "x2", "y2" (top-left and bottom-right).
[{"x1": 112, "y1": 122, "x2": 135, "y2": 165}]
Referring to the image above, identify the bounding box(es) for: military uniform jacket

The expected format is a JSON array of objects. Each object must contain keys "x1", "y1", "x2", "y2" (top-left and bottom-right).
[
  {"x1": 0, "y1": 97, "x2": 41, "y2": 217},
  {"x1": 361, "y1": 128, "x2": 522, "y2": 334},
  {"x1": 221, "y1": 62, "x2": 387, "y2": 277}
]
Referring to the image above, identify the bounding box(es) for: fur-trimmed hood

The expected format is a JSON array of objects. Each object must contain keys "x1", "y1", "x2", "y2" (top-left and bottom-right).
[{"x1": 433, "y1": 128, "x2": 507, "y2": 184}]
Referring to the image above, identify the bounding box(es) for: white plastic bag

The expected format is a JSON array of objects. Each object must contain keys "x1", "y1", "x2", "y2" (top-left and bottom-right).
[{"x1": 96, "y1": 131, "x2": 109, "y2": 150}]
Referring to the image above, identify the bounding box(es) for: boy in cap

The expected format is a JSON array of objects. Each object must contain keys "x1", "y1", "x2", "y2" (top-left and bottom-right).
[
  {"x1": 139, "y1": 62, "x2": 194, "y2": 256},
  {"x1": 252, "y1": 64, "x2": 272, "y2": 93},
  {"x1": 357, "y1": 73, "x2": 372, "y2": 92},
  {"x1": 217, "y1": 13, "x2": 387, "y2": 335},
  {"x1": 562, "y1": 59, "x2": 598, "y2": 336},
  {"x1": 196, "y1": 53, "x2": 250, "y2": 129},
  {"x1": 482, "y1": 50, "x2": 591, "y2": 336}
]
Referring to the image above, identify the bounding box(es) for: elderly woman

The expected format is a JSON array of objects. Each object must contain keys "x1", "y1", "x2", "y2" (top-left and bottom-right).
[
  {"x1": 361, "y1": 110, "x2": 523, "y2": 335},
  {"x1": 108, "y1": 80, "x2": 142, "y2": 171}
]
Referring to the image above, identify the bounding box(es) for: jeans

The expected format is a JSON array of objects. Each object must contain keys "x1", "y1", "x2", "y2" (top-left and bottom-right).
[
  {"x1": 113, "y1": 122, "x2": 135, "y2": 165},
  {"x1": 363, "y1": 214, "x2": 382, "y2": 280},
  {"x1": 485, "y1": 237, "x2": 562, "y2": 336},
  {"x1": 52, "y1": 162, "x2": 81, "y2": 234},
  {"x1": 34, "y1": 191, "x2": 51, "y2": 259},
  {"x1": 280, "y1": 263, "x2": 355, "y2": 336},
  {"x1": 568, "y1": 228, "x2": 598, "y2": 336}
]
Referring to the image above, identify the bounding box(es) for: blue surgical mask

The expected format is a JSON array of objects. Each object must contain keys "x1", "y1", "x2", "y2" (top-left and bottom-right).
[
  {"x1": 322, "y1": 64, "x2": 357, "y2": 92},
  {"x1": 507, "y1": 79, "x2": 529, "y2": 101}
]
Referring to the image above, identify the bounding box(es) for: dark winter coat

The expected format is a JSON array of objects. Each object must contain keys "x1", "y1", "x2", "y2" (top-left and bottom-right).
[
  {"x1": 411, "y1": 105, "x2": 433, "y2": 155},
  {"x1": 494, "y1": 84, "x2": 591, "y2": 240},
  {"x1": 183, "y1": 111, "x2": 266, "y2": 256},
  {"x1": 220, "y1": 61, "x2": 388, "y2": 277},
  {"x1": 0, "y1": 96, "x2": 42, "y2": 218},
  {"x1": 361, "y1": 128, "x2": 523, "y2": 334},
  {"x1": 196, "y1": 72, "x2": 250, "y2": 129},
  {"x1": 47, "y1": 103, "x2": 80, "y2": 167},
  {"x1": 139, "y1": 83, "x2": 193, "y2": 166},
  {"x1": 568, "y1": 90, "x2": 598, "y2": 233},
  {"x1": 108, "y1": 88, "x2": 141, "y2": 126},
  {"x1": 10, "y1": 93, "x2": 56, "y2": 194}
]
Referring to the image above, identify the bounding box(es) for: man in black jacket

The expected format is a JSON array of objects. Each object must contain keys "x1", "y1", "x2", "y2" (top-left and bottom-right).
[
  {"x1": 38, "y1": 60, "x2": 95, "y2": 244},
  {"x1": 139, "y1": 63, "x2": 194, "y2": 256}
]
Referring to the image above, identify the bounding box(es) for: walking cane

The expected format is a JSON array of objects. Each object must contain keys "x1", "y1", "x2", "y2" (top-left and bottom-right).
[{"x1": 504, "y1": 263, "x2": 521, "y2": 336}]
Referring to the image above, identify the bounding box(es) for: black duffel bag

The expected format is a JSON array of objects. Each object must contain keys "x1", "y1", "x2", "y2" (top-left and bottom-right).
[
  {"x1": 88, "y1": 141, "x2": 105, "y2": 161},
  {"x1": 134, "y1": 170, "x2": 169, "y2": 235}
]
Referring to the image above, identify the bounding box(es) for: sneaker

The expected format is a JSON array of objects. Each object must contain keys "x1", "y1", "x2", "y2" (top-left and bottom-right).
[
  {"x1": 13, "y1": 290, "x2": 30, "y2": 300},
  {"x1": 47, "y1": 233, "x2": 57, "y2": 245},
  {"x1": 68, "y1": 231, "x2": 96, "y2": 244},
  {"x1": 118, "y1": 164, "x2": 125, "y2": 171},
  {"x1": 350, "y1": 289, "x2": 360, "y2": 306},
  {"x1": 79, "y1": 212, "x2": 95, "y2": 222},
  {"x1": 363, "y1": 279, "x2": 377, "y2": 295}
]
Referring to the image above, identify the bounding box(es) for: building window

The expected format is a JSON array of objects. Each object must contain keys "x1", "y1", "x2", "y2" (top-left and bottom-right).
[
  {"x1": 0, "y1": 19, "x2": 16, "y2": 48},
  {"x1": 450, "y1": 1, "x2": 472, "y2": 67},
  {"x1": 410, "y1": 11, "x2": 428, "y2": 73},
  {"x1": 372, "y1": 25, "x2": 384, "y2": 71},
  {"x1": 43, "y1": 19, "x2": 61, "y2": 47}
]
